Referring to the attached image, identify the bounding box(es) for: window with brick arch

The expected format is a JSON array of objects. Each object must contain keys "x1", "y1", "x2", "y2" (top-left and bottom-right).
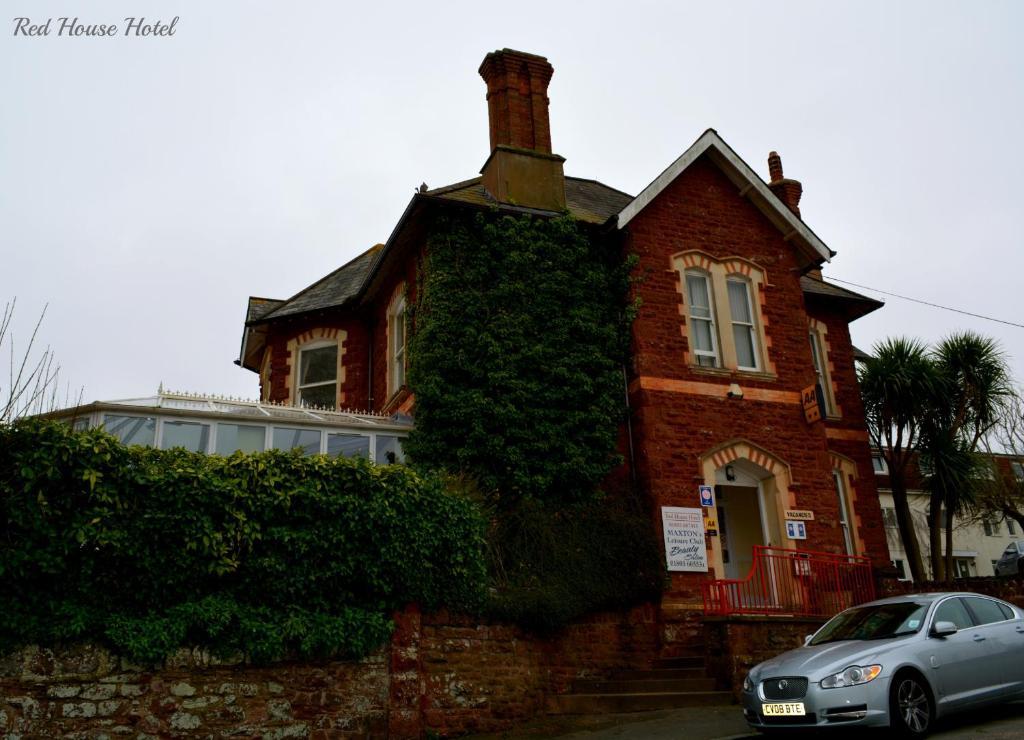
[
  {"x1": 726, "y1": 277, "x2": 759, "y2": 371},
  {"x1": 674, "y1": 252, "x2": 771, "y2": 374},
  {"x1": 296, "y1": 341, "x2": 338, "y2": 409},
  {"x1": 683, "y1": 270, "x2": 720, "y2": 367}
]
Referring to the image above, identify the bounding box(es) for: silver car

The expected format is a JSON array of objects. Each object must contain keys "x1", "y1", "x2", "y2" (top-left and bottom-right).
[{"x1": 741, "y1": 592, "x2": 1024, "y2": 736}]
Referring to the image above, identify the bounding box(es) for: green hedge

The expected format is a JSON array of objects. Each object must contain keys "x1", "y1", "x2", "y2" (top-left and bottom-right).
[{"x1": 0, "y1": 420, "x2": 487, "y2": 662}]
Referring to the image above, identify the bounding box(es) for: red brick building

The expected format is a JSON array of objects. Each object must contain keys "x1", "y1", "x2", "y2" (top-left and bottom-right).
[{"x1": 237, "y1": 48, "x2": 889, "y2": 608}]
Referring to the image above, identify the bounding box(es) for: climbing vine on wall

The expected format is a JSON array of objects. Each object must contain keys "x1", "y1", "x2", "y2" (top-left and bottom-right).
[{"x1": 405, "y1": 211, "x2": 637, "y2": 507}]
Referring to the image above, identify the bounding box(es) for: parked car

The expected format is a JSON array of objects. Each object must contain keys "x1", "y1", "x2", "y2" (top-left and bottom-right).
[
  {"x1": 741, "y1": 593, "x2": 1024, "y2": 736},
  {"x1": 994, "y1": 541, "x2": 1024, "y2": 577}
]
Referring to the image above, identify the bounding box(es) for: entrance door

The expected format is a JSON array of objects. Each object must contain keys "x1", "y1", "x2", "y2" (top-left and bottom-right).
[{"x1": 718, "y1": 485, "x2": 764, "y2": 580}]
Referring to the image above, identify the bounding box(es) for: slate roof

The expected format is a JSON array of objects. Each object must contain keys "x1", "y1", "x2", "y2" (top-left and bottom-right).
[
  {"x1": 252, "y1": 245, "x2": 382, "y2": 323},
  {"x1": 800, "y1": 275, "x2": 883, "y2": 307},
  {"x1": 245, "y1": 297, "x2": 284, "y2": 322},
  {"x1": 426, "y1": 176, "x2": 633, "y2": 224}
]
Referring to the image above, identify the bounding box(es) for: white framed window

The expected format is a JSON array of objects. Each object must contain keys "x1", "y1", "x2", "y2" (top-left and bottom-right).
[
  {"x1": 103, "y1": 414, "x2": 156, "y2": 447},
  {"x1": 1012, "y1": 461, "x2": 1024, "y2": 481},
  {"x1": 727, "y1": 278, "x2": 759, "y2": 371},
  {"x1": 953, "y1": 558, "x2": 974, "y2": 579},
  {"x1": 160, "y1": 420, "x2": 211, "y2": 452},
  {"x1": 684, "y1": 271, "x2": 720, "y2": 368},
  {"x1": 833, "y1": 470, "x2": 855, "y2": 555},
  {"x1": 881, "y1": 506, "x2": 897, "y2": 528},
  {"x1": 1007, "y1": 517, "x2": 1017, "y2": 536},
  {"x1": 893, "y1": 559, "x2": 908, "y2": 580},
  {"x1": 387, "y1": 289, "x2": 408, "y2": 396},
  {"x1": 872, "y1": 455, "x2": 888, "y2": 474},
  {"x1": 809, "y1": 330, "x2": 834, "y2": 415},
  {"x1": 296, "y1": 341, "x2": 338, "y2": 409},
  {"x1": 984, "y1": 517, "x2": 1002, "y2": 537}
]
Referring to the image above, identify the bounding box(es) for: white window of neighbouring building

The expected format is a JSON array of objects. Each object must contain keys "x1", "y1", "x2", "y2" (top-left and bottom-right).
[
  {"x1": 872, "y1": 455, "x2": 888, "y2": 474},
  {"x1": 297, "y1": 342, "x2": 338, "y2": 409},
  {"x1": 685, "y1": 271, "x2": 720, "y2": 367},
  {"x1": 727, "y1": 278, "x2": 759, "y2": 371}
]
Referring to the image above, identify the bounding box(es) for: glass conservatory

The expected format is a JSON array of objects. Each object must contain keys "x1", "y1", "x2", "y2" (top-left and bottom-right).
[{"x1": 43, "y1": 391, "x2": 409, "y2": 463}]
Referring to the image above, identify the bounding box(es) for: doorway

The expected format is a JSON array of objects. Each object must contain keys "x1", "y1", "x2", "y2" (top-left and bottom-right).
[{"x1": 717, "y1": 484, "x2": 765, "y2": 580}]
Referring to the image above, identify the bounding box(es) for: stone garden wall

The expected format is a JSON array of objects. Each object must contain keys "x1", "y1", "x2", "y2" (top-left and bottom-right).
[{"x1": 0, "y1": 603, "x2": 662, "y2": 738}]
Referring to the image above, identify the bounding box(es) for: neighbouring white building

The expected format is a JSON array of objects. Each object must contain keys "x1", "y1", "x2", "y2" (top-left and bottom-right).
[{"x1": 874, "y1": 453, "x2": 1024, "y2": 580}]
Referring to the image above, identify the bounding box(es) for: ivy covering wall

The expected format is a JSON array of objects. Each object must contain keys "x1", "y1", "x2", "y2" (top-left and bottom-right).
[
  {"x1": 0, "y1": 420, "x2": 486, "y2": 662},
  {"x1": 405, "y1": 212, "x2": 636, "y2": 506},
  {"x1": 405, "y1": 211, "x2": 663, "y2": 630}
]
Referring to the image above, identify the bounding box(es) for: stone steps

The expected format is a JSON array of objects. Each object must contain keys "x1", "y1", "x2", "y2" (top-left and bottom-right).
[
  {"x1": 549, "y1": 690, "x2": 733, "y2": 714},
  {"x1": 573, "y1": 677, "x2": 717, "y2": 693},
  {"x1": 548, "y1": 650, "x2": 733, "y2": 715},
  {"x1": 612, "y1": 667, "x2": 706, "y2": 680}
]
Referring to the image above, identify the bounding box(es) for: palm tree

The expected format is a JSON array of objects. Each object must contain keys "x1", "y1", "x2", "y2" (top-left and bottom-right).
[
  {"x1": 859, "y1": 338, "x2": 939, "y2": 583},
  {"x1": 922, "y1": 332, "x2": 1012, "y2": 582}
]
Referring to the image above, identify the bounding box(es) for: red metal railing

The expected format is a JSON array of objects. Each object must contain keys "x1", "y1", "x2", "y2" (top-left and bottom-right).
[{"x1": 702, "y1": 546, "x2": 875, "y2": 618}]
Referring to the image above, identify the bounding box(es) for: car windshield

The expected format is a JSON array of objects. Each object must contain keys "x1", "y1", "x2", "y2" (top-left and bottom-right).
[{"x1": 809, "y1": 602, "x2": 929, "y2": 645}]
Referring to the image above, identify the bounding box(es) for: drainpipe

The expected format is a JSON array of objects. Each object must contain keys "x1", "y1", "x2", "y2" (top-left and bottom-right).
[
  {"x1": 623, "y1": 365, "x2": 637, "y2": 484},
  {"x1": 367, "y1": 321, "x2": 374, "y2": 411}
]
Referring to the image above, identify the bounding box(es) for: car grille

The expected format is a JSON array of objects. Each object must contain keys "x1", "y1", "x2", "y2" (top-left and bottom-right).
[{"x1": 761, "y1": 676, "x2": 809, "y2": 700}]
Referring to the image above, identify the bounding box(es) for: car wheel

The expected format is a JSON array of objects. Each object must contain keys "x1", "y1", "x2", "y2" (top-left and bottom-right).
[{"x1": 890, "y1": 674, "x2": 934, "y2": 737}]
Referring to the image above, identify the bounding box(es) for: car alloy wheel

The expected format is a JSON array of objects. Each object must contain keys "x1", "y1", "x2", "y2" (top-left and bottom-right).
[{"x1": 892, "y1": 676, "x2": 933, "y2": 736}]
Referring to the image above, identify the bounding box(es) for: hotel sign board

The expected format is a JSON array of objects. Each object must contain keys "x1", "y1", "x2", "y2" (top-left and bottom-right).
[{"x1": 662, "y1": 507, "x2": 709, "y2": 572}]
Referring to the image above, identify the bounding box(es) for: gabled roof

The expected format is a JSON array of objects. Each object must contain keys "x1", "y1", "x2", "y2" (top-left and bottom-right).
[
  {"x1": 426, "y1": 176, "x2": 632, "y2": 224},
  {"x1": 615, "y1": 129, "x2": 834, "y2": 264},
  {"x1": 251, "y1": 245, "x2": 382, "y2": 324}
]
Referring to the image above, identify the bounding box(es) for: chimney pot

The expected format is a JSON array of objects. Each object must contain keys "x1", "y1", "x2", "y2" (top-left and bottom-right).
[
  {"x1": 766, "y1": 151, "x2": 802, "y2": 217},
  {"x1": 478, "y1": 49, "x2": 565, "y2": 211}
]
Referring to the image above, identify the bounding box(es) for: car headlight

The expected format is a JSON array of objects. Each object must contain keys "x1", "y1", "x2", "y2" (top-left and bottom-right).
[
  {"x1": 743, "y1": 674, "x2": 752, "y2": 692},
  {"x1": 820, "y1": 664, "x2": 882, "y2": 689}
]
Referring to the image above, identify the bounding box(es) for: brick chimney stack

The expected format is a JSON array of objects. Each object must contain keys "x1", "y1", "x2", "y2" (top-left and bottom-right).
[
  {"x1": 767, "y1": 151, "x2": 802, "y2": 218},
  {"x1": 478, "y1": 49, "x2": 566, "y2": 211}
]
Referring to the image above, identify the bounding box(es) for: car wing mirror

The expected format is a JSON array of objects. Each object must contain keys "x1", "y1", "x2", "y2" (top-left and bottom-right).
[
  {"x1": 804, "y1": 634, "x2": 813, "y2": 646},
  {"x1": 931, "y1": 621, "x2": 958, "y2": 637}
]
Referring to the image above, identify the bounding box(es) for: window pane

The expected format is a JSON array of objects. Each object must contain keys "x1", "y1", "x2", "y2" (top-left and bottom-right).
[
  {"x1": 216, "y1": 423, "x2": 265, "y2": 454},
  {"x1": 375, "y1": 435, "x2": 405, "y2": 464},
  {"x1": 299, "y1": 384, "x2": 336, "y2": 409},
  {"x1": 327, "y1": 433, "x2": 370, "y2": 459},
  {"x1": 161, "y1": 421, "x2": 210, "y2": 452},
  {"x1": 300, "y1": 345, "x2": 337, "y2": 385},
  {"x1": 686, "y1": 274, "x2": 711, "y2": 317},
  {"x1": 272, "y1": 427, "x2": 321, "y2": 455},
  {"x1": 809, "y1": 332, "x2": 823, "y2": 372},
  {"x1": 71, "y1": 418, "x2": 90, "y2": 432},
  {"x1": 934, "y1": 598, "x2": 973, "y2": 629},
  {"x1": 103, "y1": 415, "x2": 156, "y2": 447},
  {"x1": 691, "y1": 318, "x2": 714, "y2": 353},
  {"x1": 727, "y1": 280, "x2": 753, "y2": 323},
  {"x1": 733, "y1": 324, "x2": 756, "y2": 368},
  {"x1": 965, "y1": 597, "x2": 1007, "y2": 625}
]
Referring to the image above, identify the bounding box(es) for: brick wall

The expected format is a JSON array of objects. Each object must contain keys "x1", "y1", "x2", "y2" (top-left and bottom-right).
[
  {"x1": 703, "y1": 616, "x2": 826, "y2": 698},
  {"x1": 0, "y1": 604, "x2": 661, "y2": 739},
  {"x1": 623, "y1": 153, "x2": 886, "y2": 591}
]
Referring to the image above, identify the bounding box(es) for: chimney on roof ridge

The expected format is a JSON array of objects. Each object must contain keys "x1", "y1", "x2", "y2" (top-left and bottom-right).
[
  {"x1": 478, "y1": 48, "x2": 566, "y2": 211},
  {"x1": 767, "y1": 151, "x2": 803, "y2": 218}
]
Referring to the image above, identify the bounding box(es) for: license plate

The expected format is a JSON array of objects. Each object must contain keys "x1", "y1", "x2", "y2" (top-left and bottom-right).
[{"x1": 762, "y1": 702, "x2": 806, "y2": 716}]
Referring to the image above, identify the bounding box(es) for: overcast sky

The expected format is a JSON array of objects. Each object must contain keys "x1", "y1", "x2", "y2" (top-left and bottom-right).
[{"x1": 2, "y1": 0, "x2": 1022, "y2": 406}]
